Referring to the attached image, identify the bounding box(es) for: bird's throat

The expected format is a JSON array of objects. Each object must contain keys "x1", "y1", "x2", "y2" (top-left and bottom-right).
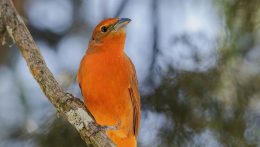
[{"x1": 89, "y1": 37, "x2": 126, "y2": 53}]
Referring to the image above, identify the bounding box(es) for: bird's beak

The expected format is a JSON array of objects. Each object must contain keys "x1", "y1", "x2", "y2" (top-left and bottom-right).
[{"x1": 113, "y1": 18, "x2": 131, "y2": 31}]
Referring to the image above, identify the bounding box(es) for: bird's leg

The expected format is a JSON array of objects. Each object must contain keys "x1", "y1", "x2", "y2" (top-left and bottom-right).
[
  {"x1": 88, "y1": 122, "x2": 108, "y2": 137},
  {"x1": 88, "y1": 121, "x2": 121, "y2": 137},
  {"x1": 103, "y1": 120, "x2": 121, "y2": 130}
]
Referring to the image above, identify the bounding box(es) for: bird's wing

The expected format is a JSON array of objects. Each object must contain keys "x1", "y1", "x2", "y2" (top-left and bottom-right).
[{"x1": 128, "y1": 58, "x2": 141, "y2": 138}]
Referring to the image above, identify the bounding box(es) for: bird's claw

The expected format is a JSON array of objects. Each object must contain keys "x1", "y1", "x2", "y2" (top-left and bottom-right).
[
  {"x1": 88, "y1": 122, "x2": 108, "y2": 137},
  {"x1": 88, "y1": 121, "x2": 121, "y2": 137}
]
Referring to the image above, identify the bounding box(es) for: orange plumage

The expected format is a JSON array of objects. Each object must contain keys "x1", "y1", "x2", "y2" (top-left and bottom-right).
[{"x1": 78, "y1": 18, "x2": 140, "y2": 147}]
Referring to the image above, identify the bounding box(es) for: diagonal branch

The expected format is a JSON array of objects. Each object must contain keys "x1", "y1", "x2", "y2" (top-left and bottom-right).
[{"x1": 0, "y1": 0, "x2": 115, "y2": 146}]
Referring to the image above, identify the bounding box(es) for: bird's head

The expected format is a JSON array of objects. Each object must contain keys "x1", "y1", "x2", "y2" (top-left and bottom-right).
[{"x1": 89, "y1": 18, "x2": 131, "y2": 47}]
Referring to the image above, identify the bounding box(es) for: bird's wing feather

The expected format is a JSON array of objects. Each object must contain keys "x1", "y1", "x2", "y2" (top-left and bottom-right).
[{"x1": 127, "y1": 58, "x2": 141, "y2": 138}]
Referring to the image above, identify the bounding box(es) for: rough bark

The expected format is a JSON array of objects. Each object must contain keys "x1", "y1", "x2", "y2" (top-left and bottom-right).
[{"x1": 0, "y1": 0, "x2": 115, "y2": 146}]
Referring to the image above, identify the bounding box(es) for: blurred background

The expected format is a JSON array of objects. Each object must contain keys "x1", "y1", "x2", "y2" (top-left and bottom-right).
[{"x1": 0, "y1": 0, "x2": 260, "y2": 146}]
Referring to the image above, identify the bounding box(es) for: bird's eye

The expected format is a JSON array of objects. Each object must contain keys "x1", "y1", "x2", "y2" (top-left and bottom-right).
[{"x1": 101, "y1": 26, "x2": 107, "y2": 32}]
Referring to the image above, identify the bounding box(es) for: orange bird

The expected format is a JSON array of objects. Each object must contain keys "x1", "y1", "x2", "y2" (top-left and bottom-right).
[{"x1": 78, "y1": 18, "x2": 141, "y2": 147}]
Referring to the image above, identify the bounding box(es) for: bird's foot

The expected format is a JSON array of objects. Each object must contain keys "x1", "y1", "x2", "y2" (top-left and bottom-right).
[
  {"x1": 102, "y1": 123, "x2": 119, "y2": 131},
  {"x1": 88, "y1": 121, "x2": 121, "y2": 137},
  {"x1": 109, "y1": 121, "x2": 121, "y2": 130},
  {"x1": 88, "y1": 122, "x2": 108, "y2": 137}
]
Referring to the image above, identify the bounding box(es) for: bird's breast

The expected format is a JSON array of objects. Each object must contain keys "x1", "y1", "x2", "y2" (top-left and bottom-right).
[
  {"x1": 82, "y1": 52, "x2": 130, "y2": 95},
  {"x1": 78, "y1": 51, "x2": 133, "y2": 125}
]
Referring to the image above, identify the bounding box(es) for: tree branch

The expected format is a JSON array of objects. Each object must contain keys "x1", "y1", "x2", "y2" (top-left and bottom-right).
[{"x1": 0, "y1": 0, "x2": 115, "y2": 146}]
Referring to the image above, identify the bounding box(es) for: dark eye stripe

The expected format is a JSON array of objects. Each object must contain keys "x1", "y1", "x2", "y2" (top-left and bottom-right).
[{"x1": 101, "y1": 26, "x2": 107, "y2": 32}]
